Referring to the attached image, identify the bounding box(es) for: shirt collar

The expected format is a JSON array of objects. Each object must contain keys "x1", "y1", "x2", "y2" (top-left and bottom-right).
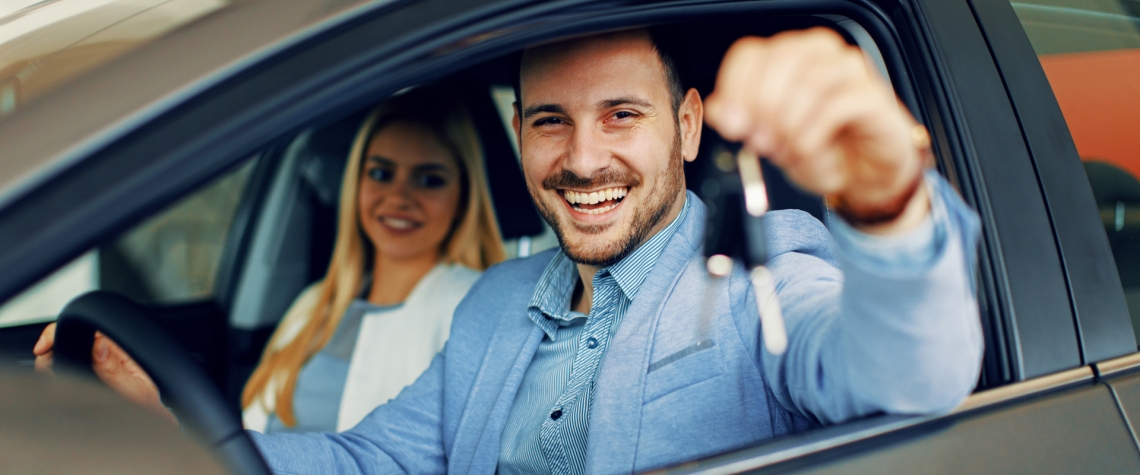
[{"x1": 527, "y1": 198, "x2": 691, "y2": 339}]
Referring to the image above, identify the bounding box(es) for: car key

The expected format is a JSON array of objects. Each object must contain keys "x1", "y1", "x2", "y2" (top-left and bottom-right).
[{"x1": 700, "y1": 142, "x2": 787, "y2": 355}]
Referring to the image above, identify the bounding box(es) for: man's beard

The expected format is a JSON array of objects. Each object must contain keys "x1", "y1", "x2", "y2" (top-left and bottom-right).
[{"x1": 531, "y1": 132, "x2": 684, "y2": 267}]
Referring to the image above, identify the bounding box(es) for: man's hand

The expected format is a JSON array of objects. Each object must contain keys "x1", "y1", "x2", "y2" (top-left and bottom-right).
[
  {"x1": 34, "y1": 322, "x2": 175, "y2": 424},
  {"x1": 705, "y1": 28, "x2": 930, "y2": 235}
]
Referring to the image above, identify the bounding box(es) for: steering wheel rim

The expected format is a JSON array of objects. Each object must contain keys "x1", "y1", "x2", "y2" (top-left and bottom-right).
[{"x1": 53, "y1": 291, "x2": 270, "y2": 475}]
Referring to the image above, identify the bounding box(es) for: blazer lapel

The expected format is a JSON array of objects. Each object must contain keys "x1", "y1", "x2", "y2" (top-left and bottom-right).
[
  {"x1": 461, "y1": 325, "x2": 544, "y2": 474},
  {"x1": 586, "y1": 194, "x2": 706, "y2": 473},
  {"x1": 449, "y1": 260, "x2": 550, "y2": 475}
]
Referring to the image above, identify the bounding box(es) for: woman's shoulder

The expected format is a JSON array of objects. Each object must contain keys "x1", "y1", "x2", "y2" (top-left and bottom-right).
[{"x1": 430, "y1": 262, "x2": 483, "y2": 291}]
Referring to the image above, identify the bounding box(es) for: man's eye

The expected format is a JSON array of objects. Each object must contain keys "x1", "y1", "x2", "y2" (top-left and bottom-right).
[
  {"x1": 368, "y1": 168, "x2": 393, "y2": 182},
  {"x1": 418, "y1": 174, "x2": 447, "y2": 189},
  {"x1": 534, "y1": 117, "x2": 564, "y2": 127},
  {"x1": 613, "y1": 111, "x2": 636, "y2": 120}
]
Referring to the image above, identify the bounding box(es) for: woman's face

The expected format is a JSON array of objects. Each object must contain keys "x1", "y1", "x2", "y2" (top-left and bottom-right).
[{"x1": 358, "y1": 120, "x2": 464, "y2": 263}]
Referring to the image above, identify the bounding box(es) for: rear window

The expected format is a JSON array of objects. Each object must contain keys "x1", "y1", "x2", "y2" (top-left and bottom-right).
[{"x1": 1011, "y1": 0, "x2": 1140, "y2": 337}]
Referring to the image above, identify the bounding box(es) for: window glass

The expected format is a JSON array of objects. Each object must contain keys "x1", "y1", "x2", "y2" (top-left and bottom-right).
[
  {"x1": 0, "y1": 160, "x2": 255, "y2": 327},
  {"x1": 1011, "y1": 0, "x2": 1140, "y2": 334}
]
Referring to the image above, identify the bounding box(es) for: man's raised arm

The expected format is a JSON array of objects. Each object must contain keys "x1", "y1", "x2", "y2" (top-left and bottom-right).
[{"x1": 704, "y1": 28, "x2": 983, "y2": 424}]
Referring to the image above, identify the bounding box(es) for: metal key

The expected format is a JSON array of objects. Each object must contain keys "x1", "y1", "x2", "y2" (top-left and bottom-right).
[
  {"x1": 735, "y1": 149, "x2": 787, "y2": 355},
  {"x1": 700, "y1": 144, "x2": 787, "y2": 355}
]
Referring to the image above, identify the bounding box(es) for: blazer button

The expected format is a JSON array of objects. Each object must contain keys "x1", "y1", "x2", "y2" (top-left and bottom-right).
[{"x1": 551, "y1": 409, "x2": 563, "y2": 420}]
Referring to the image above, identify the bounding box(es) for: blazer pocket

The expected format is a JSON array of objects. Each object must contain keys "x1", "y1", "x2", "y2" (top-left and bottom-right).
[{"x1": 643, "y1": 339, "x2": 725, "y2": 403}]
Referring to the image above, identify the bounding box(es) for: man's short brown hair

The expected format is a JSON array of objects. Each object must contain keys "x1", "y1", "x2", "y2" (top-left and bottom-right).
[{"x1": 513, "y1": 26, "x2": 686, "y2": 117}]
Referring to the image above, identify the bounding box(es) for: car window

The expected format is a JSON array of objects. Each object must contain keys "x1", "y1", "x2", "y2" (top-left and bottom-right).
[
  {"x1": 1011, "y1": 0, "x2": 1140, "y2": 338},
  {"x1": 0, "y1": 160, "x2": 256, "y2": 327}
]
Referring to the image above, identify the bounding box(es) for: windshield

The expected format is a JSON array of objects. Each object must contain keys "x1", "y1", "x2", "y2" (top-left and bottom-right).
[{"x1": 0, "y1": 0, "x2": 229, "y2": 120}]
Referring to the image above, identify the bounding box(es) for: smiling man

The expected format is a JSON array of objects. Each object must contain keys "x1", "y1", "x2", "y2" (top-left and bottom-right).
[
  {"x1": 251, "y1": 27, "x2": 982, "y2": 474},
  {"x1": 42, "y1": 26, "x2": 983, "y2": 475}
]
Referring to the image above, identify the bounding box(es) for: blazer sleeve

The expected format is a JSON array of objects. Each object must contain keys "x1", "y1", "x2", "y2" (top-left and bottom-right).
[
  {"x1": 249, "y1": 349, "x2": 449, "y2": 475},
  {"x1": 755, "y1": 172, "x2": 984, "y2": 425}
]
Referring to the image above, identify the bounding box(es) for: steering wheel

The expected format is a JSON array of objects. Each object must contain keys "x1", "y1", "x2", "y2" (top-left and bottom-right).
[{"x1": 52, "y1": 291, "x2": 270, "y2": 475}]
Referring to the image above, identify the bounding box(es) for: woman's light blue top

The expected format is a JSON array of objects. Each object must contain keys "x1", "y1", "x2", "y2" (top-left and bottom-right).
[{"x1": 264, "y1": 299, "x2": 399, "y2": 434}]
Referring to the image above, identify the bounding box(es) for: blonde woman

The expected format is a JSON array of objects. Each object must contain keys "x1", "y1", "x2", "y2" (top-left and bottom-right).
[
  {"x1": 240, "y1": 85, "x2": 505, "y2": 433},
  {"x1": 32, "y1": 85, "x2": 505, "y2": 432}
]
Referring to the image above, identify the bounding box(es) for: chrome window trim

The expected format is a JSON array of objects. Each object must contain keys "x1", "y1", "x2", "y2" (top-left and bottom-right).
[
  {"x1": 953, "y1": 365, "x2": 1093, "y2": 413},
  {"x1": 1096, "y1": 352, "x2": 1140, "y2": 379}
]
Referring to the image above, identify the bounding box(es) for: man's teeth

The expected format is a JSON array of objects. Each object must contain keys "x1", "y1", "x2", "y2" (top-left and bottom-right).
[
  {"x1": 563, "y1": 187, "x2": 627, "y2": 205},
  {"x1": 576, "y1": 203, "x2": 619, "y2": 215}
]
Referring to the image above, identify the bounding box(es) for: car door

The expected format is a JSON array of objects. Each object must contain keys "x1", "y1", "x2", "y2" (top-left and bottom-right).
[{"x1": 0, "y1": 0, "x2": 1134, "y2": 472}]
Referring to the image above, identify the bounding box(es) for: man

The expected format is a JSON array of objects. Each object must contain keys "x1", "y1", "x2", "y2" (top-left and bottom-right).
[
  {"x1": 38, "y1": 27, "x2": 982, "y2": 474},
  {"x1": 248, "y1": 26, "x2": 980, "y2": 473}
]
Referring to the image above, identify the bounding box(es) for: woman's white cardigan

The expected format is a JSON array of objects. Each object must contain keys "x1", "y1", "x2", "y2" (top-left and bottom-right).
[{"x1": 242, "y1": 263, "x2": 481, "y2": 432}]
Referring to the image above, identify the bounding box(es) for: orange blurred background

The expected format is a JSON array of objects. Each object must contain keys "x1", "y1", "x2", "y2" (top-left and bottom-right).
[{"x1": 1040, "y1": 49, "x2": 1140, "y2": 177}]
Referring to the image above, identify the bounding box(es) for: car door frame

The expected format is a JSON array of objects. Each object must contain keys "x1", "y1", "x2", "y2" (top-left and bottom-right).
[{"x1": 966, "y1": 0, "x2": 1140, "y2": 457}]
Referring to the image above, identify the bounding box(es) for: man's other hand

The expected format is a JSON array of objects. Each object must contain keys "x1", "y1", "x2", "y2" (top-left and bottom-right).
[
  {"x1": 34, "y1": 322, "x2": 175, "y2": 424},
  {"x1": 705, "y1": 28, "x2": 930, "y2": 235}
]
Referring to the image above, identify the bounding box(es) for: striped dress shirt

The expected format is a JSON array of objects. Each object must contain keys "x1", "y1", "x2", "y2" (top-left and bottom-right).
[{"x1": 498, "y1": 199, "x2": 691, "y2": 475}]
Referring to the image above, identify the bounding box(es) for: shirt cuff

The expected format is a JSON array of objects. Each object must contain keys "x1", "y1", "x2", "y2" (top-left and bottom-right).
[{"x1": 826, "y1": 170, "x2": 948, "y2": 276}]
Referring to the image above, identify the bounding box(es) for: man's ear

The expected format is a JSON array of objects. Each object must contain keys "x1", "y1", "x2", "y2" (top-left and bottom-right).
[
  {"x1": 511, "y1": 102, "x2": 522, "y2": 149},
  {"x1": 679, "y1": 88, "x2": 703, "y2": 163}
]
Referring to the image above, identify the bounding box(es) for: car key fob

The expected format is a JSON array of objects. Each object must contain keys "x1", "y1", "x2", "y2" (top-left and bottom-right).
[{"x1": 699, "y1": 142, "x2": 787, "y2": 355}]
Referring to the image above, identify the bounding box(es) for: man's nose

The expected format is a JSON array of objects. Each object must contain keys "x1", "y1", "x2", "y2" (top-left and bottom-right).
[{"x1": 562, "y1": 124, "x2": 611, "y2": 179}]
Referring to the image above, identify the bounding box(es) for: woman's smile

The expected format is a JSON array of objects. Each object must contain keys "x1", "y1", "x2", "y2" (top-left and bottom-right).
[{"x1": 377, "y1": 215, "x2": 424, "y2": 234}]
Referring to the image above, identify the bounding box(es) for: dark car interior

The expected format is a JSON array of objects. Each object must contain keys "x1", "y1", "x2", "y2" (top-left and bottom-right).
[
  {"x1": 0, "y1": 12, "x2": 970, "y2": 425},
  {"x1": 1083, "y1": 161, "x2": 1140, "y2": 329}
]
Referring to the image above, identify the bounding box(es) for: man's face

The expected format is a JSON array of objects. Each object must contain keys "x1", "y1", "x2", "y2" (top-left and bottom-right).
[{"x1": 515, "y1": 32, "x2": 702, "y2": 267}]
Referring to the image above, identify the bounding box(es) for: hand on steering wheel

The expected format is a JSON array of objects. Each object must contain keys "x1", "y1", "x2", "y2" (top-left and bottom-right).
[
  {"x1": 36, "y1": 291, "x2": 270, "y2": 475},
  {"x1": 34, "y1": 323, "x2": 173, "y2": 423}
]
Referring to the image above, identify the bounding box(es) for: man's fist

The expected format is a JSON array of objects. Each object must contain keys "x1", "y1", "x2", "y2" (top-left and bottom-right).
[{"x1": 705, "y1": 28, "x2": 930, "y2": 234}]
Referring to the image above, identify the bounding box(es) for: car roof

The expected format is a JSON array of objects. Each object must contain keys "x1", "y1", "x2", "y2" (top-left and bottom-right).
[{"x1": 0, "y1": 0, "x2": 395, "y2": 210}]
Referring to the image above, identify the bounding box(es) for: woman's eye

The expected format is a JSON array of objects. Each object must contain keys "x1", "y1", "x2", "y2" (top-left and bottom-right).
[
  {"x1": 368, "y1": 167, "x2": 393, "y2": 182},
  {"x1": 418, "y1": 174, "x2": 447, "y2": 188}
]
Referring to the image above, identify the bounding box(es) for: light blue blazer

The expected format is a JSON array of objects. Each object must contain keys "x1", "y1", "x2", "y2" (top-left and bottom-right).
[{"x1": 252, "y1": 178, "x2": 983, "y2": 474}]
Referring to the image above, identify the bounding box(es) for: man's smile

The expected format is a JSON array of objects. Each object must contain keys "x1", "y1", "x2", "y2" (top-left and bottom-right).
[{"x1": 560, "y1": 186, "x2": 628, "y2": 215}]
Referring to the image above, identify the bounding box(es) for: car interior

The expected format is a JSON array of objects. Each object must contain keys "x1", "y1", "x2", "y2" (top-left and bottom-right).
[
  {"x1": 0, "y1": 10, "x2": 996, "y2": 450},
  {"x1": 1083, "y1": 161, "x2": 1140, "y2": 330}
]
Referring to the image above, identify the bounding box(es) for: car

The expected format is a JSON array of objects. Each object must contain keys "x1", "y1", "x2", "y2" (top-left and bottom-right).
[{"x1": 0, "y1": 0, "x2": 1138, "y2": 473}]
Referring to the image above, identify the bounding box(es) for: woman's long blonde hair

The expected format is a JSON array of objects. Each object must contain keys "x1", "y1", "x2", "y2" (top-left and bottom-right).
[{"x1": 242, "y1": 86, "x2": 506, "y2": 427}]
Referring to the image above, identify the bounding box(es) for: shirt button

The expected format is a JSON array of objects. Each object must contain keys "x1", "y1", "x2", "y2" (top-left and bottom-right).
[
  {"x1": 551, "y1": 409, "x2": 563, "y2": 420},
  {"x1": 586, "y1": 337, "x2": 598, "y2": 349}
]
